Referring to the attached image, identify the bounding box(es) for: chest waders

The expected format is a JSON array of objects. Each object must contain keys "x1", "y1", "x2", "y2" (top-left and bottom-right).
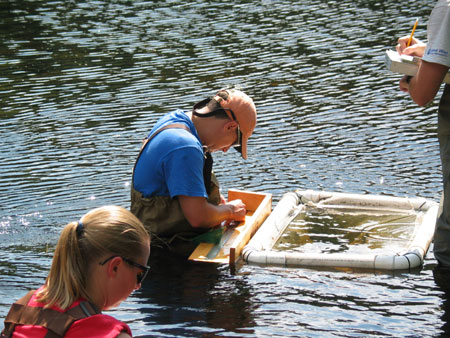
[
  {"x1": 130, "y1": 123, "x2": 221, "y2": 256},
  {"x1": 1, "y1": 290, "x2": 100, "y2": 338},
  {"x1": 435, "y1": 84, "x2": 450, "y2": 266}
]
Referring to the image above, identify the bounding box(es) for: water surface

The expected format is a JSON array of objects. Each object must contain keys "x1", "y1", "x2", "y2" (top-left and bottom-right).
[
  {"x1": 275, "y1": 208, "x2": 418, "y2": 254},
  {"x1": 1, "y1": 0, "x2": 448, "y2": 337}
]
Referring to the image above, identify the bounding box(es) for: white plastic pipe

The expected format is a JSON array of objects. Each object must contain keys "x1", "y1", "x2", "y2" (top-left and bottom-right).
[{"x1": 242, "y1": 190, "x2": 439, "y2": 271}]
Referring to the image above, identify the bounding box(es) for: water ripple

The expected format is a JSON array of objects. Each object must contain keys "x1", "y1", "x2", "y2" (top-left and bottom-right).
[{"x1": 0, "y1": 0, "x2": 447, "y2": 336}]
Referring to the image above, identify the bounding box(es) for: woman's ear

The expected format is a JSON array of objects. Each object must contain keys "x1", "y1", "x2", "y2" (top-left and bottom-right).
[{"x1": 106, "y1": 257, "x2": 122, "y2": 278}]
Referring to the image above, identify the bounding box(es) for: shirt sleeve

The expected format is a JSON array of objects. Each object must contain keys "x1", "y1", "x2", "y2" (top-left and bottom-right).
[
  {"x1": 423, "y1": 0, "x2": 450, "y2": 68},
  {"x1": 65, "y1": 314, "x2": 132, "y2": 338}
]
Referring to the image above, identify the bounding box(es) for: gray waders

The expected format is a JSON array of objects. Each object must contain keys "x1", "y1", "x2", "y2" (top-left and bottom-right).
[{"x1": 435, "y1": 83, "x2": 450, "y2": 267}]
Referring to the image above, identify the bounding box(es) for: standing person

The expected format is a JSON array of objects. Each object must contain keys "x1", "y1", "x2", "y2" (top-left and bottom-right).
[
  {"x1": 396, "y1": 1, "x2": 450, "y2": 275},
  {"x1": 131, "y1": 88, "x2": 257, "y2": 257},
  {"x1": 2, "y1": 205, "x2": 150, "y2": 338}
]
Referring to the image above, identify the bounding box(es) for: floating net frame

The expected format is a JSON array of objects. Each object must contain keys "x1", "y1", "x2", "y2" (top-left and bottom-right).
[{"x1": 242, "y1": 190, "x2": 439, "y2": 271}]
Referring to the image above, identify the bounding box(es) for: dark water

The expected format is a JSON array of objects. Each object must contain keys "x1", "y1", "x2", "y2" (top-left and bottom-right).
[{"x1": 0, "y1": 0, "x2": 448, "y2": 337}]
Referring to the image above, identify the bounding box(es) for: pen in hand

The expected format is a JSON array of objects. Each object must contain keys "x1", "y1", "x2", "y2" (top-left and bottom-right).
[{"x1": 406, "y1": 18, "x2": 419, "y2": 47}]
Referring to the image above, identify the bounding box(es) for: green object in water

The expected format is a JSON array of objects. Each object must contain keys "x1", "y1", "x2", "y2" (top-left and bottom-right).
[{"x1": 192, "y1": 227, "x2": 225, "y2": 245}]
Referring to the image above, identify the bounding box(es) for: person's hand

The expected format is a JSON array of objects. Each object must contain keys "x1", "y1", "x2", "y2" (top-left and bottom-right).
[
  {"x1": 399, "y1": 75, "x2": 411, "y2": 93},
  {"x1": 219, "y1": 194, "x2": 227, "y2": 205},
  {"x1": 227, "y1": 199, "x2": 246, "y2": 221},
  {"x1": 396, "y1": 35, "x2": 426, "y2": 57}
]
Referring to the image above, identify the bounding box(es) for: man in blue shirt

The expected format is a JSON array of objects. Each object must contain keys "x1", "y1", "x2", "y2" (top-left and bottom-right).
[{"x1": 131, "y1": 89, "x2": 257, "y2": 256}]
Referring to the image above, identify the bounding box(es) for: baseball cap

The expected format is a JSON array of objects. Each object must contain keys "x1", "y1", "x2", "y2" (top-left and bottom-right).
[{"x1": 213, "y1": 89, "x2": 257, "y2": 159}]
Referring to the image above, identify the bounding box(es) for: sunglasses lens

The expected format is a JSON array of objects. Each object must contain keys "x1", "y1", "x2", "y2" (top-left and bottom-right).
[
  {"x1": 137, "y1": 268, "x2": 149, "y2": 284},
  {"x1": 121, "y1": 256, "x2": 150, "y2": 285},
  {"x1": 234, "y1": 145, "x2": 242, "y2": 154},
  {"x1": 233, "y1": 126, "x2": 241, "y2": 147}
]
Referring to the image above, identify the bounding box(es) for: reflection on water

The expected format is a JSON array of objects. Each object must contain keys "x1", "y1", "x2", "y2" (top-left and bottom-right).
[
  {"x1": 1, "y1": 0, "x2": 449, "y2": 337},
  {"x1": 275, "y1": 207, "x2": 418, "y2": 254},
  {"x1": 133, "y1": 255, "x2": 257, "y2": 337}
]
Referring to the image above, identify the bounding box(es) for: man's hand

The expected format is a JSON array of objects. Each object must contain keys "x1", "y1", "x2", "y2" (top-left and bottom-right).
[
  {"x1": 226, "y1": 199, "x2": 246, "y2": 221},
  {"x1": 179, "y1": 195, "x2": 246, "y2": 228},
  {"x1": 396, "y1": 36, "x2": 426, "y2": 57}
]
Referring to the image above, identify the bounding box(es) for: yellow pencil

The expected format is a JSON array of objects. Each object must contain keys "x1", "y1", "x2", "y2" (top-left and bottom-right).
[{"x1": 406, "y1": 18, "x2": 419, "y2": 47}]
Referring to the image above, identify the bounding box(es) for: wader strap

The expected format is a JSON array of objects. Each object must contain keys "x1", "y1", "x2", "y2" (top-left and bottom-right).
[
  {"x1": 132, "y1": 122, "x2": 214, "y2": 194},
  {"x1": 140, "y1": 123, "x2": 191, "y2": 152},
  {"x1": 203, "y1": 151, "x2": 213, "y2": 194},
  {"x1": 132, "y1": 123, "x2": 191, "y2": 181},
  {"x1": 1, "y1": 290, "x2": 101, "y2": 338}
]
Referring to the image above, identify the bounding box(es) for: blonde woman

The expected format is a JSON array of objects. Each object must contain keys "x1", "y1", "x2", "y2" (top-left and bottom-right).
[{"x1": 2, "y1": 205, "x2": 150, "y2": 338}]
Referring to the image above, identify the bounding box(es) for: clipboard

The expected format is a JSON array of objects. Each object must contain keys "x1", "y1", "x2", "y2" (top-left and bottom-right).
[{"x1": 385, "y1": 50, "x2": 450, "y2": 84}]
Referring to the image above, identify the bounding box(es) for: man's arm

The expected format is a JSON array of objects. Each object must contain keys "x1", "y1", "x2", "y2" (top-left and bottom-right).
[
  {"x1": 401, "y1": 60, "x2": 449, "y2": 106},
  {"x1": 178, "y1": 195, "x2": 246, "y2": 228}
]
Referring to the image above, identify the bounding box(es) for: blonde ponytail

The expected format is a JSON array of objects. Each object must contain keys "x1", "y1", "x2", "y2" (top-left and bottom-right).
[{"x1": 36, "y1": 206, "x2": 149, "y2": 309}]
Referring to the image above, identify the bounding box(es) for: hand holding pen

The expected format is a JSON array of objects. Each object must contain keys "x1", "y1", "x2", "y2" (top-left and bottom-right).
[
  {"x1": 396, "y1": 18, "x2": 426, "y2": 57},
  {"x1": 397, "y1": 19, "x2": 423, "y2": 93}
]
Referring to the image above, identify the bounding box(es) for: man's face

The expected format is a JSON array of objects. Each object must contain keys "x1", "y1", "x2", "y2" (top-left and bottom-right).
[{"x1": 207, "y1": 120, "x2": 240, "y2": 154}]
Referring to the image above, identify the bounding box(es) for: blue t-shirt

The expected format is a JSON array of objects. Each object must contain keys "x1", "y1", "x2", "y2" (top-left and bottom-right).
[{"x1": 133, "y1": 109, "x2": 208, "y2": 199}]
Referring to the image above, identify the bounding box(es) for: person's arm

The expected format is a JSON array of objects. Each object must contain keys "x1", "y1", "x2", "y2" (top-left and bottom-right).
[
  {"x1": 400, "y1": 60, "x2": 449, "y2": 106},
  {"x1": 178, "y1": 195, "x2": 246, "y2": 228}
]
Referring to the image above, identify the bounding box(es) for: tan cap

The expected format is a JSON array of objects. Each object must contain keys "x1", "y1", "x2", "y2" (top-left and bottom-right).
[{"x1": 213, "y1": 89, "x2": 257, "y2": 159}]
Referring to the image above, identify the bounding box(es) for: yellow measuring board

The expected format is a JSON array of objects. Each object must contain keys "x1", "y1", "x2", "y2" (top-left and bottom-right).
[{"x1": 188, "y1": 189, "x2": 272, "y2": 269}]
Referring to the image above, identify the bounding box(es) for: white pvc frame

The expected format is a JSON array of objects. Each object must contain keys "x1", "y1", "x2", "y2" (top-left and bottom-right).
[{"x1": 242, "y1": 190, "x2": 439, "y2": 271}]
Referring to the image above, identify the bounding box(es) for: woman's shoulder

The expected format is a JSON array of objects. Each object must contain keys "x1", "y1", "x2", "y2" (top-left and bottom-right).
[{"x1": 66, "y1": 313, "x2": 132, "y2": 338}]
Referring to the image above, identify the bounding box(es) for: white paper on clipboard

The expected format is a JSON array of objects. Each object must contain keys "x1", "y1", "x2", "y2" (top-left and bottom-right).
[{"x1": 385, "y1": 50, "x2": 450, "y2": 84}]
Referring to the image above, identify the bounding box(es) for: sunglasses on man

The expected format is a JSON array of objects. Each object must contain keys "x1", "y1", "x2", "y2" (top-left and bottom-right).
[{"x1": 193, "y1": 98, "x2": 242, "y2": 153}]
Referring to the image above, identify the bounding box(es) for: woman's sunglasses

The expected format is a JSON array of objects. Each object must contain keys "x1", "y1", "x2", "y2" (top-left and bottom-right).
[{"x1": 100, "y1": 255, "x2": 150, "y2": 284}]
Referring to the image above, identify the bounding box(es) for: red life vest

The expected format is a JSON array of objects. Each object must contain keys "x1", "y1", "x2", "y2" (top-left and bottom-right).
[{"x1": 1, "y1": 290, "x2": 100, "y2": 338}]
